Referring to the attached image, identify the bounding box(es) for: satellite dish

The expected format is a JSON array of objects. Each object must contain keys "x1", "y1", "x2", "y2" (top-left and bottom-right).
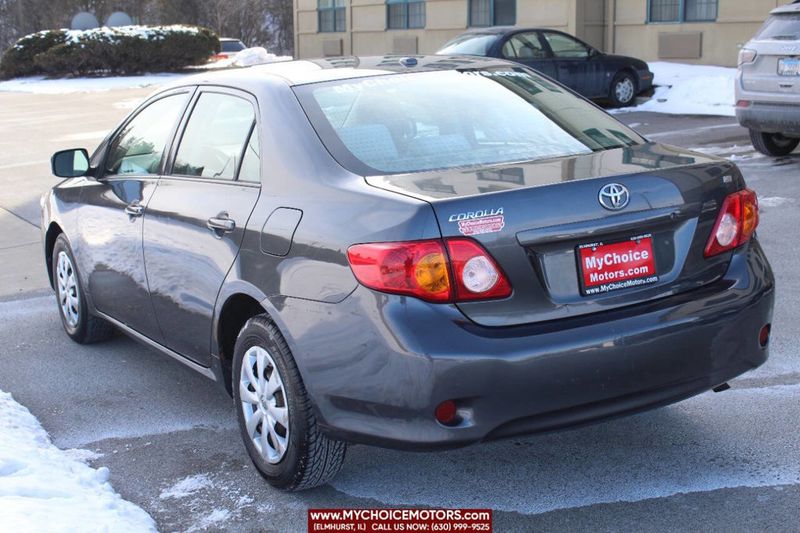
[
  {"x1": 71, "y1": 12, "x2": 99, "y2": 30},
  {"x1": 106, "y1": 12, "x2": 133, "y2": 27}
]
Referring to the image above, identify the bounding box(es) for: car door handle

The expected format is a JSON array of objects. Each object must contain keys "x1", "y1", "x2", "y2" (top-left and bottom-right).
[
  {"x1": 125, "y1": 202, "x2": 144, "y2": 217},
  {"x1": 207, "y1": 214, "x2": 236, "y2": 234}
]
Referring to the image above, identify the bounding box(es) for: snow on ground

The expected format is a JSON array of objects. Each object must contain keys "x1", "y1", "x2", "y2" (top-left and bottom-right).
[
  {"x1": 615, "y1": 61, "x2": 737, "y2": 117},
  {"x1": 159, "y1": 473, "x2": 213, "y2": 500},
  {"x1": 689, "y1": 144, "x2": 764, "y2": 162},
  {"x1": 0, "y1": 73, "x2": 186, "y2": 94},
  {"x1": 0, "y1": 390, "x2": 155, "y2": 532}
]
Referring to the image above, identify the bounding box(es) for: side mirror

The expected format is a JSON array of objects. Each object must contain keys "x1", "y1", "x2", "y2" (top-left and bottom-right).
[{"x1": 51, "y1": 148, "x2": 90, "y2": 178}]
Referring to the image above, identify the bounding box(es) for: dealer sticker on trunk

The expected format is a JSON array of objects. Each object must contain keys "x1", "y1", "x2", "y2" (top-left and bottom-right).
[
  {"x1": 577, "y1": 234, "x2": 658, "y2": 295},
  {"x1": 449, "y1": 208, "x2": 505, "y2": 236}
]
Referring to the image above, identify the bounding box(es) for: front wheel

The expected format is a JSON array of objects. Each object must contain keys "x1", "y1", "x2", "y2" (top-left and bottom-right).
[
  {"x1": 233, "y1": 315, "x2": 346, "y2": 491},
  {"x1": 609, "y1": 72, "x2": 637, "y2": 107},
  {"x1": 52, "y1": 234, "x2": 114, "y2": 344},
  {"x1": 749, "y1": 129, "x2": 800, "y2": 156}
]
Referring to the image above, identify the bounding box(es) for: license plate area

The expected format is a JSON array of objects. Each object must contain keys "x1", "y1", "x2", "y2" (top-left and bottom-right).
[
  {"x1": 577, "y1": 234, "x2": 658, "y2": 295},
  {"x1": 779, "y1": 57, "x2": 800, "y2": 76}
]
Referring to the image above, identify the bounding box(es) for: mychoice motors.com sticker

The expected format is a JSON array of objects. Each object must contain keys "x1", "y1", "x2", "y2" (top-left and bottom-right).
[{"x1": 449, "y1": 208, "x2": 505, "y2": 236}]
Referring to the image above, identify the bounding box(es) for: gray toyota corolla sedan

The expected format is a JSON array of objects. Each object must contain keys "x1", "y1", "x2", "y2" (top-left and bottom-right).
[{"x1": 42, "y1": 55, "x2": 774, "y2": 491}]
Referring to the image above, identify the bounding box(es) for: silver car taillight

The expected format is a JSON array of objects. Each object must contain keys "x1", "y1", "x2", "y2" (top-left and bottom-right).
[{"x1": 738, "y1": 48, "x2": 757, "y2": 66}]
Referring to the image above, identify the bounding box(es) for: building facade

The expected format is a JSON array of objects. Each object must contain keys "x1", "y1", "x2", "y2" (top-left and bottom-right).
[{"x1": 293, "y1": 0, "x2": 786, "y2": 66}]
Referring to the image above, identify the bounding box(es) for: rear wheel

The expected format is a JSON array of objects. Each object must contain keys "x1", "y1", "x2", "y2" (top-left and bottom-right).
[
  {"x1": 749, "y1": 129, "x2": 800, "y2": 156},
  {"x1": 52, "y1": 234, "x2": 114, "y2": 344},
  {"x1": 609, "y1": 72, "x2": 637, "y2": 107},
  {"x1": 232, "y1": 315, "x2": 346, "y2": 490}
]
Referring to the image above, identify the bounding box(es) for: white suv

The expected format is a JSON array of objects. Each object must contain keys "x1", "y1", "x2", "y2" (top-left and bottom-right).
[{"x1": 737, "y1": 1, "x2": 800, "y2": 156}]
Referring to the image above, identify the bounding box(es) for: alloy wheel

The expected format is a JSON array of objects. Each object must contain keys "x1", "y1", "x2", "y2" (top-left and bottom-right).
[
  {"x1": 56, "y1": 251, "x2": 80, "y2": 328},
  {"x1": 239, "y1": 345, "x2": 290, "y2": 464}
]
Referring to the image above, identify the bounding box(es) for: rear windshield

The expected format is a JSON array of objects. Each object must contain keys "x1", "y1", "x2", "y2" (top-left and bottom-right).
[
  {"x1": 437, "y1": 34, "x2": 498, "y2": 56},
  {"x1": 293, "y1": 68, "x2": 644, "y2": 175},
  {"x1": 221, "y1": 40, "x2": 246, "y2": 52},
  {"x1": 756, "y1": 14, "x2": 800, "y2": 40}
]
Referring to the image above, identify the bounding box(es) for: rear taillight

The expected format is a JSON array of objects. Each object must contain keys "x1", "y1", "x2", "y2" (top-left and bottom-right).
[
  {"x1": 445, "y1": 238, "x2": 512, "y2": 301},
  {"x1": 704, "y1": 188, "x2": 759, "y2": 258},
  {"x1": 347, "y1": 238, "x2": 511, "y2": 303},
  {"x1": 738, "y1": 48, "x2": 757, "y2": 66}
]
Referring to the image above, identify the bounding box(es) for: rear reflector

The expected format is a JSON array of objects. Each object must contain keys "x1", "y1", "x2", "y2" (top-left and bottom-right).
[
  {"x1": 435, "y1": 400, "x2": 458, "y2": 425},
  {"x1": 736, "y1": 100, "x2": 752, "y2": 108},
  {"x1": 704, "y1": 189, "x2": 759, "y2": 258},
  {"x1": 347, "y1": 238, "x2": 511, "y2": 303},
  {"x1": 759, "y1": 324, "x2": 771, "y2": 347}
]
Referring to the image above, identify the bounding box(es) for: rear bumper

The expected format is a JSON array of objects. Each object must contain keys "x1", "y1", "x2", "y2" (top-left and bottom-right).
[
  {"x1": 736, "y1": 102, "x2": 800, "y2": 135},
  {"x1": 283, "y1": 241, "x2": 774, "y2": 451}
]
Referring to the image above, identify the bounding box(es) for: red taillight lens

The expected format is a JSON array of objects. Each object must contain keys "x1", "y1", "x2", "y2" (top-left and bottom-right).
[
  {"x1": 445, "y1": 238, "x2": 512, "y2": 301},
  {"x1": 347, "y1": 238, "x2": 511, "y2": 302},
  {"x1": 704, "y1": 188, "x2": 759, "y2": 258},
  {"x1": 347, "y1": 240, "x2": 451, "y2": 302}
]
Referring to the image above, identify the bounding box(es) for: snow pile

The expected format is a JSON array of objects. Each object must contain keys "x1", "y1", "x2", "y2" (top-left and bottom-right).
[
  {"x1": 0, "y1": 73, "x2": 185, "y2": 93},
  {"x1": 621, "y1": 61, "x2": 737, "y2": 116},
  {"x1": 203, "y1": 47, "x2": 293, "y2": 69},
  {"x1": 0, "y1": 390, "x2": 156, "y2": 532}
]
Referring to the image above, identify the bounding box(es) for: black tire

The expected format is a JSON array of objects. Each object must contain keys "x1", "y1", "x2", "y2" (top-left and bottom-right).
[
  {"x1": 609, "y1": 71, "x2": 637, "y2": 107},
  {"x1": 232, "y1": 314, "x2": 346, "y2": 491},
  {"x1": 51, "y1": 234, "x2": 115, "y2": 344},
  {"x1": 749, "y1": 129, "x2": 800, "y2": 156}
]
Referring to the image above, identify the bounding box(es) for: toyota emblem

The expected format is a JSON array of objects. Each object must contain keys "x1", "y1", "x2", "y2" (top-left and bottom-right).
[{"x1": 598, "y1": 183, "x2": 630, "y2": 211}]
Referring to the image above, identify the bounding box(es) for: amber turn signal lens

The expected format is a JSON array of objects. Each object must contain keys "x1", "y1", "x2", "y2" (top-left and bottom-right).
[{"x1": 414, "y1": 252, "x2": 449, "y2": 295}]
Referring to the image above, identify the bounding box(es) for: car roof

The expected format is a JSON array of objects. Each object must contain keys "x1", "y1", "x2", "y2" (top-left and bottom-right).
[
  {"x1": 772, "y1": 2, "x2": 800, "y2": 14},
  {"x1": 219, "y1": 37, "x2": 244, "y2": 42},
  {"x1": 458, "y1": 26, "x2": 562, "y2": 36},
  {"x1": 166, "y1": 55, "x2": 520, "y2": 90}
]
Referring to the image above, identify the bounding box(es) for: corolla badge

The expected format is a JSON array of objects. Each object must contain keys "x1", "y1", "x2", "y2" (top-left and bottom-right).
[{"x1": 598, "y1": 183, "x2": 630, "y2": 211}]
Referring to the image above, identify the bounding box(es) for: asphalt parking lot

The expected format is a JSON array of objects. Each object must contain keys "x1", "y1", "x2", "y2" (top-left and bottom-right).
[{"x1": 1, "y1": 89, "x2": 799, "y2": 532}]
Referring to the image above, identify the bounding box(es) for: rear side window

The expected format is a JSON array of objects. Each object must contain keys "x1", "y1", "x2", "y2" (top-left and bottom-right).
[
  {"x1": 756, "y1": 14, "x2": 800, "y2": 40},
  {"x1": 237, "y1": 127, "x2": 261, "y2": 183},
  {"x1": 105, "y1": 93, "x2": 188, "y2": 176},
  {"x1": 294, "y1": 69, "x2": 644, "y2": 175},
  {"x1": 172, "y1": 93, "x2": 256, "y2": 180}
]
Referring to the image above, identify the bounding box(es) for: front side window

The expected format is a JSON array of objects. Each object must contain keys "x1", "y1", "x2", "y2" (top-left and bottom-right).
[
  {"x1": 387, "y1": 0, "x2": 425, "y2": 30},
  {"x1": 469, "y1": 0, "x2": 515, "y2": 27},
  {"x1": 502, "y1": 32, "x2": 547, "y2": 60},
  {"x1": 294, "y1": 69, "x2": 644, "y2": 175},
  {"x1": 648, "y1": 0, "x2": 717, "y2": 23},
  {"x1": 319, "y1": 0, "x2": 346, "y2": 32},
  {"x1": 172, "y1": 93, "x2": 255, "y2": 181},
  {"x1": 542, "y1": 32, "x2": 590, "y2": 58},
  {"x1": 105, "y1": 93, "x2": 188, "y2": 176}
]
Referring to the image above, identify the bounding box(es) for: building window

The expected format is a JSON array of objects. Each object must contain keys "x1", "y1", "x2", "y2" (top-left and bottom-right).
[
  {"x1": 469, "y1": 0, "x2": 515, "y2": 27},
  {"x1": 685, "y1": 0, "x2": 717, "y2": 21},
  {"x1": 319, "y1": 0, "x2": 346, "y2": 32},
  {"x1": 648, "y1": 0, "x2": 717, "y2": 23},
  {"x1": 387, "y1": 0, "x2": 426, "y2": 30}
]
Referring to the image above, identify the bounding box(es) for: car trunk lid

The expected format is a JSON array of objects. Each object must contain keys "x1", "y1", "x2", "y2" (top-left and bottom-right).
[{"x1": 365, "y1": 143, "x2": 744, "y2": 327}]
